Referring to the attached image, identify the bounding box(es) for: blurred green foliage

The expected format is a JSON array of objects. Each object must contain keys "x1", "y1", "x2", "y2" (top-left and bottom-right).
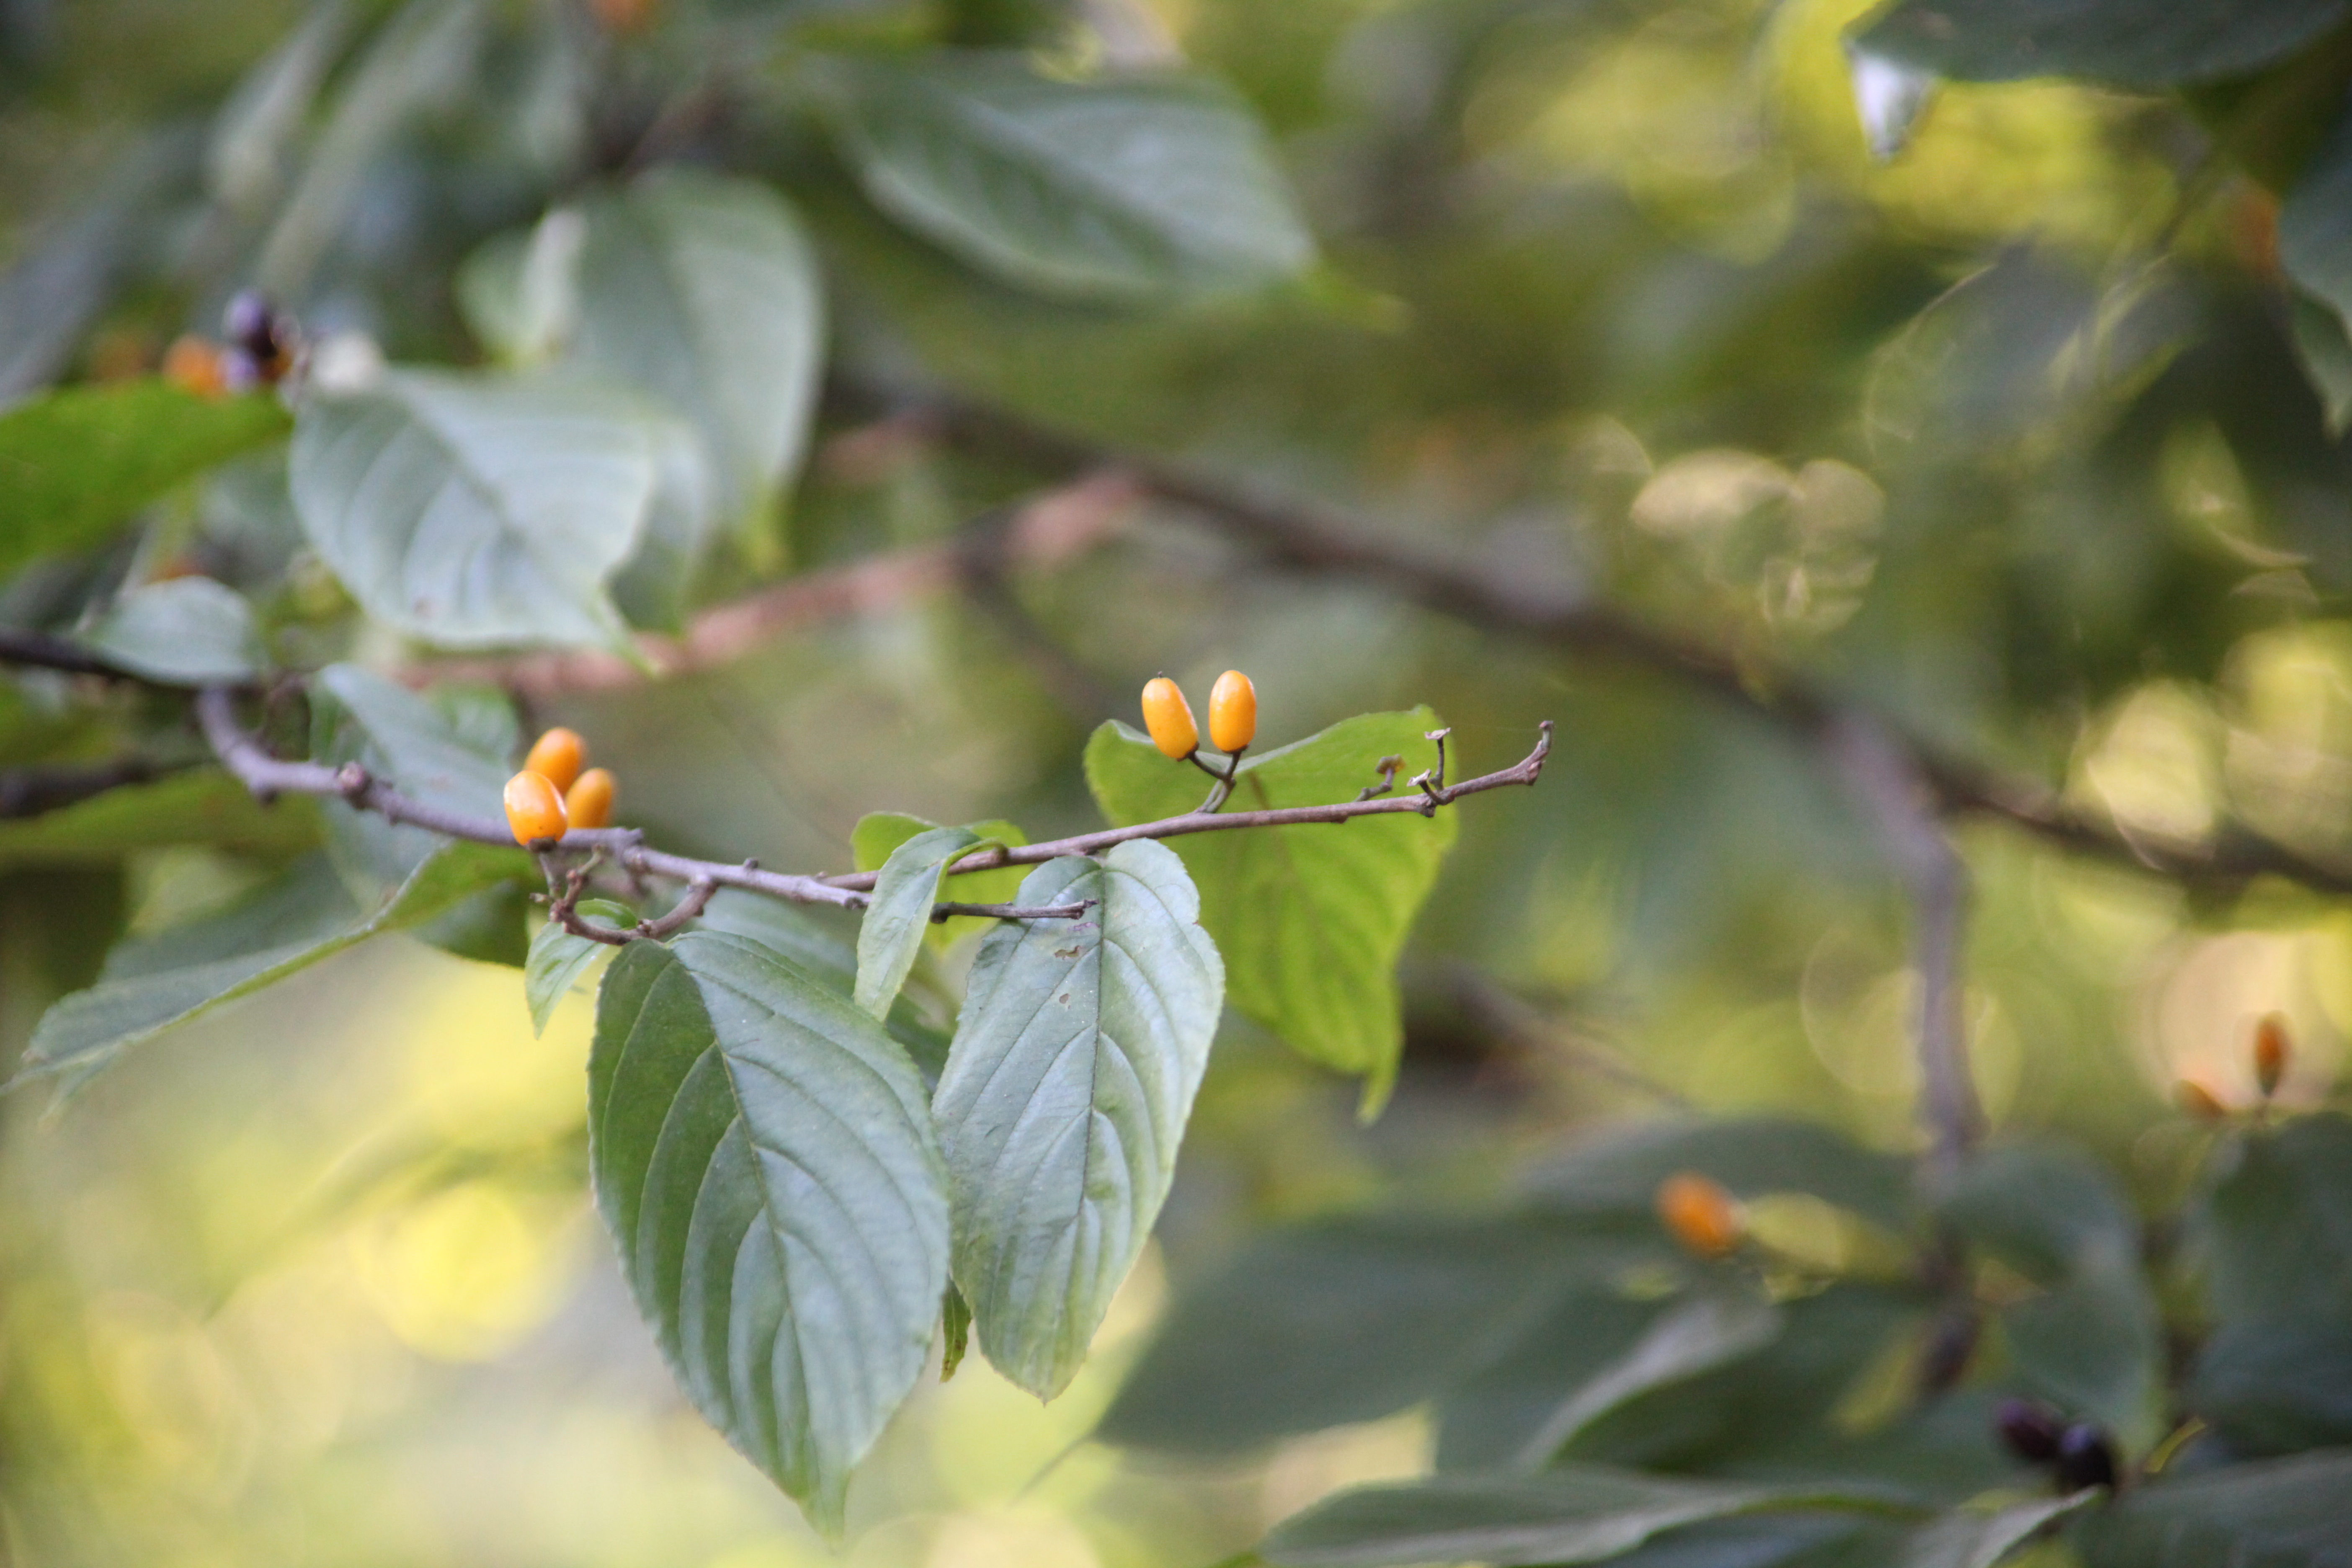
[{"x1": 10, "y1": 0, "x2": 2352, "y2": 1561}]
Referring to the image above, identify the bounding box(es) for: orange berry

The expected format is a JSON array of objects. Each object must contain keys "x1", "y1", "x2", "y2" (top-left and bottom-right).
[
  {"x1": 1209, "y1": 669, "x2": 1257, "y2": 754},
  {"x1": 2254, "y1": 1014, "x2": 2292, "y2": 1099},
  {"x1": 1657, "y1": 1172, "x2": 1743, "y2": 1259},
  {"x1": 591, "y1": 0, "x2": 657, "y2": 31},
  {"x1": 2176, "y1": 1078, "x2": 2230, "y2": 1122},
  {"x1": 504, "y1": 770, "x2": 568, "y2": 846},
  {"x1": 566, "y1": 767, "x2": 616, "y2": 829},
  {"x1": 1140, "y1": 677, "x2": 1199, "y2": 760},
  {"x1": 524, "y1": 727, "x2": 587, "y2": 793},
  {"x1": 162, "y1": 335, "x2": 227, "y2": 399}
]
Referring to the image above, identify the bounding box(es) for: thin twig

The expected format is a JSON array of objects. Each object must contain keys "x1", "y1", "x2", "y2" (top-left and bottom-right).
[
  {"x1": 0, "y1": 756, "x2": 182, "y2": 818},
  {"x1": 1828, "y1": 714, "x2": 1981, "y2": 1176},
  {"x1": 823, "y1": 722, "x2": 1553, "y2": 892},
  {"x1": 196, "y1": 688, "x2": 1545, "y2": 923},
  {"x1": 0, "y1": 628, "x2": 142, "y2": 681},
  {"x1": 195, "y1": 688, "x2": 1091, "y2": 923}
]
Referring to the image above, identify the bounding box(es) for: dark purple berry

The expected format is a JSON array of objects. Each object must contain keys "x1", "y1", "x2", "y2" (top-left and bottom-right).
[
  {"x1": 1995, "y1": 1397, "x2": 2063, "y2": 1463},
  {"x1": 2054, "y1": 1424, "x2": 2117, "y2": 1490},
  {"x1": 223, "y1": 290, "x2": 278, "y2": 361}
]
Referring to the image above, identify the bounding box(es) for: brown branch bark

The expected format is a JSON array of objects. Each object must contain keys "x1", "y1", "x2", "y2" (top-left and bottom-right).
[{"x1": 194, "y1": 689, "x2": 1548, "y2": 926}]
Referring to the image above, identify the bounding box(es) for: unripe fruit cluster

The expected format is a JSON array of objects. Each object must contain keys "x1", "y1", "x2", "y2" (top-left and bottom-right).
[
  {"x1": 1140, "y1": 670, "x2": 1257, "y2": 759},
  {"x1": 504, "y1": 726, "x2": 618, "y2": 846}
]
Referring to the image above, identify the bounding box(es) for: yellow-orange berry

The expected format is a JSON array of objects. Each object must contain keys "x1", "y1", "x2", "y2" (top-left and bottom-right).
[
  {"x1": 2176, "y1": 1077, "x2": 2230, "y2": 1122},
  {"x1": 524, "y1": 727, "x2": 587, "y2": 793},
  {"x1": 591, "y1": 0, "x2": 657, "y2": 31},
  {"x1": 1657, "y1": 1172, "x2": 1743, "y2": 1259},
  {"x1": 2254, "y1": 1014, "x2": 2292, "y2": 1099},
  {"x1": 1209, "y1": 668, "x2": 1257, "y2": 754},
  {"x1": 566, "y1": 767, "x2": 616, "y2": 829},
  {"x1": 162, "y1": 335, "x2": 227, "y2": 399},
  {"x1": 504, "y1": 770, "x2": 568, "y2": 846},
  {"x1": 1140, "y1": 677, "x2": 1199, "y2": 760}
]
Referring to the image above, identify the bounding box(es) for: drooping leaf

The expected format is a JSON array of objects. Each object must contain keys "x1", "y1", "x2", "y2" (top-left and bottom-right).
[
  {"x1": 941, "y1": 1283, "x2": 972, "y2": 1382},
  {"x1": 523, "y1": 899, "x2": 634, "y2": 1035},
  {"x1": 0, "y1": 381, "x2": 290, "y2": 580},
  {"x1": 851, "y1": 813, "x2": 1029, "y2": 949},
  {"x1": 1897, "y1": 1493, "x2": 2097, "y2": 1568},
  {"x1": 289, "y1": 369, "x2": 661, "y2": 650},
  {"x1": 587, "y1": 931, "x2": 950, "y2": 1534},
  {"x1": 81, "y1": 578, "x2": 266, "y2": 684},
  {"x1": 2290, "y1": 288, "x2": 2352, "y2": 436},
  {"x1": 2074, "y1": 1449, "x2": 2352, "y2": 1568},
  {"x1": 307, "y1": 663, "x2": 517, "y2": 890},
  {"x1": 1098, "y1": 1212, "x2": 1662, "y2": 1454},
  {"x1": 2190, "y1": 1318, "x2": 2352, "y2": 1456},
  {"x1": 932, "y1": 842, "x2": 1223, "y2": 1398},
  {"x1": 1259, "y1": 1465, "x2": 1916, "y2": 1568},
  {"x1": 855, "y1": 825, "x2": 980, "y2": 1019},
  {"x1": 1511, "y1": 1290, "x2": 1782, "y2": 1468},
  {"x1": 21, "y1": 842, "x2": 526, "y2": 1093},
  {"x1": 1938, "y1": 1142, "x2": 2162, "y2": 1449},
  {"x1": 1850, "y1": 0, "x2": 2352, "y2": 88},
  {"x1": 1527, "y1": 1114, "x2": 1919, "y2": 1234},
  {"x1": 0, "y1": 771, "x2": 320, "y2": 868},
  {"x1": 1085, "y1": 711, "x2": 1454, "y2": 1109},
  {"x1": 815, "y1": 52, "x2": 1316, "y2": 304},
  {"x1": 2195, "y1": 1114, "x2": 2352, "y2": 1324},
  {"x1": 695, "y1": 889, "x2": 954, "y2": 1085},
  {"x1": 561, "y1": 171, "x2": 825, "y2": 537},
  {"x1": 255, "y1": 0, "x2": 482, "y2": 295}
]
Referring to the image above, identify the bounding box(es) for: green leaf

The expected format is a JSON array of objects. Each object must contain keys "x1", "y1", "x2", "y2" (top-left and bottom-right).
[
  {"x1": 855, "y1": 825, "x2": 980, "y2": 1019},
  {"x1": 933, "y1": 842, "x2": 1224, "y2": 1398},
  {"x1": 1898, "y1": 1493, "x2": 2097, "y2": 1568},
  {"x1": 2075, "y1": 1449, "x2": 2352, "y2": 1568},
  {"x1": 2196, "y1": 1114, "x2": 2352, "y2": 1325},
  {"x1": 587, "y1": 931, "x2": 950, "y2": 1534},
  {"x1": 1939, "y1": 1142, "x2": 2162, "y2": 1449},
  {"x1": 851, "y1": 812, "x2": 1029, "y2": 949},
  {"x1": 21, "y1": 841, "x2": 526, "y2": 1093},
  {"x1": 814, "y1": 52, "x2": 1316, "y2": 304},
  {"x1": 1259, "y1": 1465, "x2": 1916, "y2": 1568},
  {"x1": 562, "y1": 171, "x2": 826, "y2": 537},
  {"x1": 0, "y1": 381, "x2": 290, "y2": 580},
  {"x1": 1097, "y1": 1213, "x2": 1663, "y2": 1454},
  {"x1": 2190, "y1": 1318, "x2": 2352, "y2": 1455},
  {"x1": 1528, "y1": 1114, "x2": 1919, "y2": 1234},
  {"x1": 695, "y1": 889, "x2": 954, "y2": 1085},
  {"x1": 1849, "y1": 0, "x2": 2352, "y2": 87},
  {"x1": 1085, "y1": 710, "x2": 1455, "y2": 1109},
  {"x1": 289, "y1": 369, "x2": 661, "y2": 650},
  {"x1": 2293, "y1": 286, "x2": 2352, "y2": 436},
  {"x1": 307, "y1": 663, "x2": 516, "y2": 890},
  {"x1": 1511, "y1": 1290, "x2": 1782, "y2": 1468},
  {"x1": 523, "y1": 899, "x2": 634, "y2": 1035},
  {"x1": 82, "y1": 578, "x2": 266, "y2": 684},
  {"x1": 0, "y1": 771, "x2": 320, "y2": 868}
]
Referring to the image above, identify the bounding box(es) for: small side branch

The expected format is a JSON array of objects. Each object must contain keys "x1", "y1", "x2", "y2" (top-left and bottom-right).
[
  {"x1": 195, "y1": 688, "x2": 1094, "y2": 924},
  {"x1": 1830, "y1": 714, "x2": 1981, "y2": 1178},
  {"x1": 826, "y1": 722, "x2": 1553, "y2": 892}
]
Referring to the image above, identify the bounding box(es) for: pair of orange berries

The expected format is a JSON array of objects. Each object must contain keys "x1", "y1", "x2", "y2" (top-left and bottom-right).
[
  {"x1": 1141, "y1": 671, "x2": 1256, "y2": 760},
  {"x1": 503, "y1": 728, "x2": 616, "y2": 846},
  {"x1": 2176, "y1": 1013, "x2": 2293, "y2": 1120}
]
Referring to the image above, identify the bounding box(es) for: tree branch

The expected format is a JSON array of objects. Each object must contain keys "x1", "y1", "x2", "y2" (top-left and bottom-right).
[
  {"x1": 194, "y1": 688, "x2": 1090, "y2": 924},
  {"x1": 850, "y1": 381, "x2": 2352, "y2": 903},
  {"x1": 194, "y1": 688, "x2": 1548, "y2": 929},
  {"x1": 0, "y1": 756, "x2": 184, "y2": 818},
  {"x1": 0, "y1": 627, "x2": 141, "y2": 681},
  {"x1": 820, "y1": 722, "x2": 1553, "y2": 892},
  {"x1": 1828, "y1": 714, "x2": 1981, "y2": 1176}
]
